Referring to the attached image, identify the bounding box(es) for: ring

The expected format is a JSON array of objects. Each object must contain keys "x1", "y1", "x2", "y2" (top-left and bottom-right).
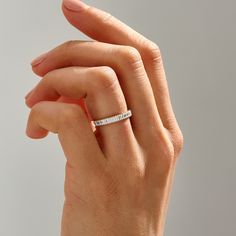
[{"x1": 93, "y1": 110, "x2": 132, "y2": 127}]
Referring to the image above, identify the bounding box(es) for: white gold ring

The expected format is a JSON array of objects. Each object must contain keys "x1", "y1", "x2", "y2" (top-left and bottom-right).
[{"x1": 93, "y1": 110, "x2": 132, "y2": 127}]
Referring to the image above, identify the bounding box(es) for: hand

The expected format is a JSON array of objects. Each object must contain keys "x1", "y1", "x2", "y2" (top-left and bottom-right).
[{"x1": 25, "y1": 0, "x2": 183, "y2": 235}]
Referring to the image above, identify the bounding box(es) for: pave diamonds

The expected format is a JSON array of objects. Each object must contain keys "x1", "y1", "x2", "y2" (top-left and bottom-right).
[{"x1": 93, "y1": 110, "x2": 132, "y2": 127}]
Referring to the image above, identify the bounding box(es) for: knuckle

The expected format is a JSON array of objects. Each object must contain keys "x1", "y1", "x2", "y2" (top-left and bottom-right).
[
  {"x1": 60, "y1": 104, "x2": 86, "y2": 126},
  {"x1": 172, "y1": 129, "x2": 184, "y2": 155},
  {"x1": 159, "y1": 137, "x2": 175, "y2": 164},
  {"x1": 63, "y1": 40, "x2": 78, "y2": 49},
  {"x1": 30, "y1": 101, "x2": 46, "y2": 116},
  {"x1": 151, "y1": 124, "x2": 184, "y2": 162},
  {"x1": 142, "y1": 41, "x2": 162, "y2": 65},
  {"x1": 101, "y1": 12, "x2": 113, "y2": 23},
  {"x1": 150, "y1": 129, "x2": 176, "y2": 168},
  {"x1": 63, "y1": 40, "x2": 80, "y2": 56},
  {"x1": 158, "y1": 148, "x2": 175, "y2": 174},
  {"x1": 164, "y1": 143, "x2": 175, "y2": 162},
  {"x1": 89, "y1": 66, "x2": 118, "y2": 91},
  {"x1": 118, "y1": 46, "x2": 142, "y2": 66}
]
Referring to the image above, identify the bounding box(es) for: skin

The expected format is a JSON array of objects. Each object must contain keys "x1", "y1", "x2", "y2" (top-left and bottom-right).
[{"x1": 25, "y1": 0, "x2": 184, "y2": 235}]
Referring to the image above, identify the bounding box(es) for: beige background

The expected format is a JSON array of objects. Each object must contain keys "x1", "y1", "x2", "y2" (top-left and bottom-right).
[{"x1": 0, "y1": 0, "x2": 235, "y2": 235}]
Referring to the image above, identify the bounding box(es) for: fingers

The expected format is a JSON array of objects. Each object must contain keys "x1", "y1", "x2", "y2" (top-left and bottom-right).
[
  {"x1": 26, "y1": 101, "x2": 106, "y2": 173},
  {"x1": 26, "y1": 66, "x2": 135, "y2": 157},
  {"x1": 30, "y1": 41, "x2": 164, "y2": 138},
  {"x1": 62, "y1": 0, "x2": 149, "y2": 49},
  {"x1": 61, "y1": 0, "x2": 178, "y2": 130}
]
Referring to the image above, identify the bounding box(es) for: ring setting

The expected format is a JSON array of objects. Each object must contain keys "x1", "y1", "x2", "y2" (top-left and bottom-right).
[{"x1": 93, "y1": 110, "x2": 132, "y2": 127}]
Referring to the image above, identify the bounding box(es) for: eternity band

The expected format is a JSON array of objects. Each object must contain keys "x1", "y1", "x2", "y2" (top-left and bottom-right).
[{"x1": 93, "y1": 110, "x2": 132, "y2": 127}]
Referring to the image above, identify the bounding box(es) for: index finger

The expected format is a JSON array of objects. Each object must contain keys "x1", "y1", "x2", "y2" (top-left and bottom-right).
[{"x1": 62, "y1": 0, "x2": 154, "y2": 54}]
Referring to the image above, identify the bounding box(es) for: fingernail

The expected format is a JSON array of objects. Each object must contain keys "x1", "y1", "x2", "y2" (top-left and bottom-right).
[
  {"x1": 63, "y1": 0, "x2": 88, "y2": 12},
  {"x1": 31, "y1": 52, "x2": 48, "y2": 67}
]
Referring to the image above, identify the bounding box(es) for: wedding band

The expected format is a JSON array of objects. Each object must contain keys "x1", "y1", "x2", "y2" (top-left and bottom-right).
[{"x1": 93, "y1": 110, "x2": 132, "y2": 127}]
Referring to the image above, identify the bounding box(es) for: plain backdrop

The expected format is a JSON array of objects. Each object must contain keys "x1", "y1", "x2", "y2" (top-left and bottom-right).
[{"x1": 0, "y1": 0, "x2": 235, "y2": 235}]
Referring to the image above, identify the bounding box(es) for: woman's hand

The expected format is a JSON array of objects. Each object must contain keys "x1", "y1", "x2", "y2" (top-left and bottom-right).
[{"x1": 25, "y1": 0, "x2": 183, "y2": 235}]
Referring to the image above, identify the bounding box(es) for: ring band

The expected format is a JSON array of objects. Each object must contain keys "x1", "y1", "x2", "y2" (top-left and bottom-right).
[{"x1": 93, "y1": 110, "x2": 132, "y2": 127}]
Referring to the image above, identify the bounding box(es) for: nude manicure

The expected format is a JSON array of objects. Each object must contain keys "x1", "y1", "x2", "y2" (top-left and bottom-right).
[{"x1": 63, "y1": 0, "x2": 88, "y2": 12}]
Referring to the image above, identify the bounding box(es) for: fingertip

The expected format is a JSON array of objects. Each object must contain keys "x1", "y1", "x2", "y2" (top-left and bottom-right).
[
  {"x1": 30, "y1": 50, "x2": 50, "y2": 77},
  {"x1": 31, "y1": 64, "x2": 45, "y2": 77},
  {"x1": 26, "y1": 126, "x2": 49, "y2": 139},
  {"x1": 25, "y1": 97, "x2": 34, "y2": 109}
]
